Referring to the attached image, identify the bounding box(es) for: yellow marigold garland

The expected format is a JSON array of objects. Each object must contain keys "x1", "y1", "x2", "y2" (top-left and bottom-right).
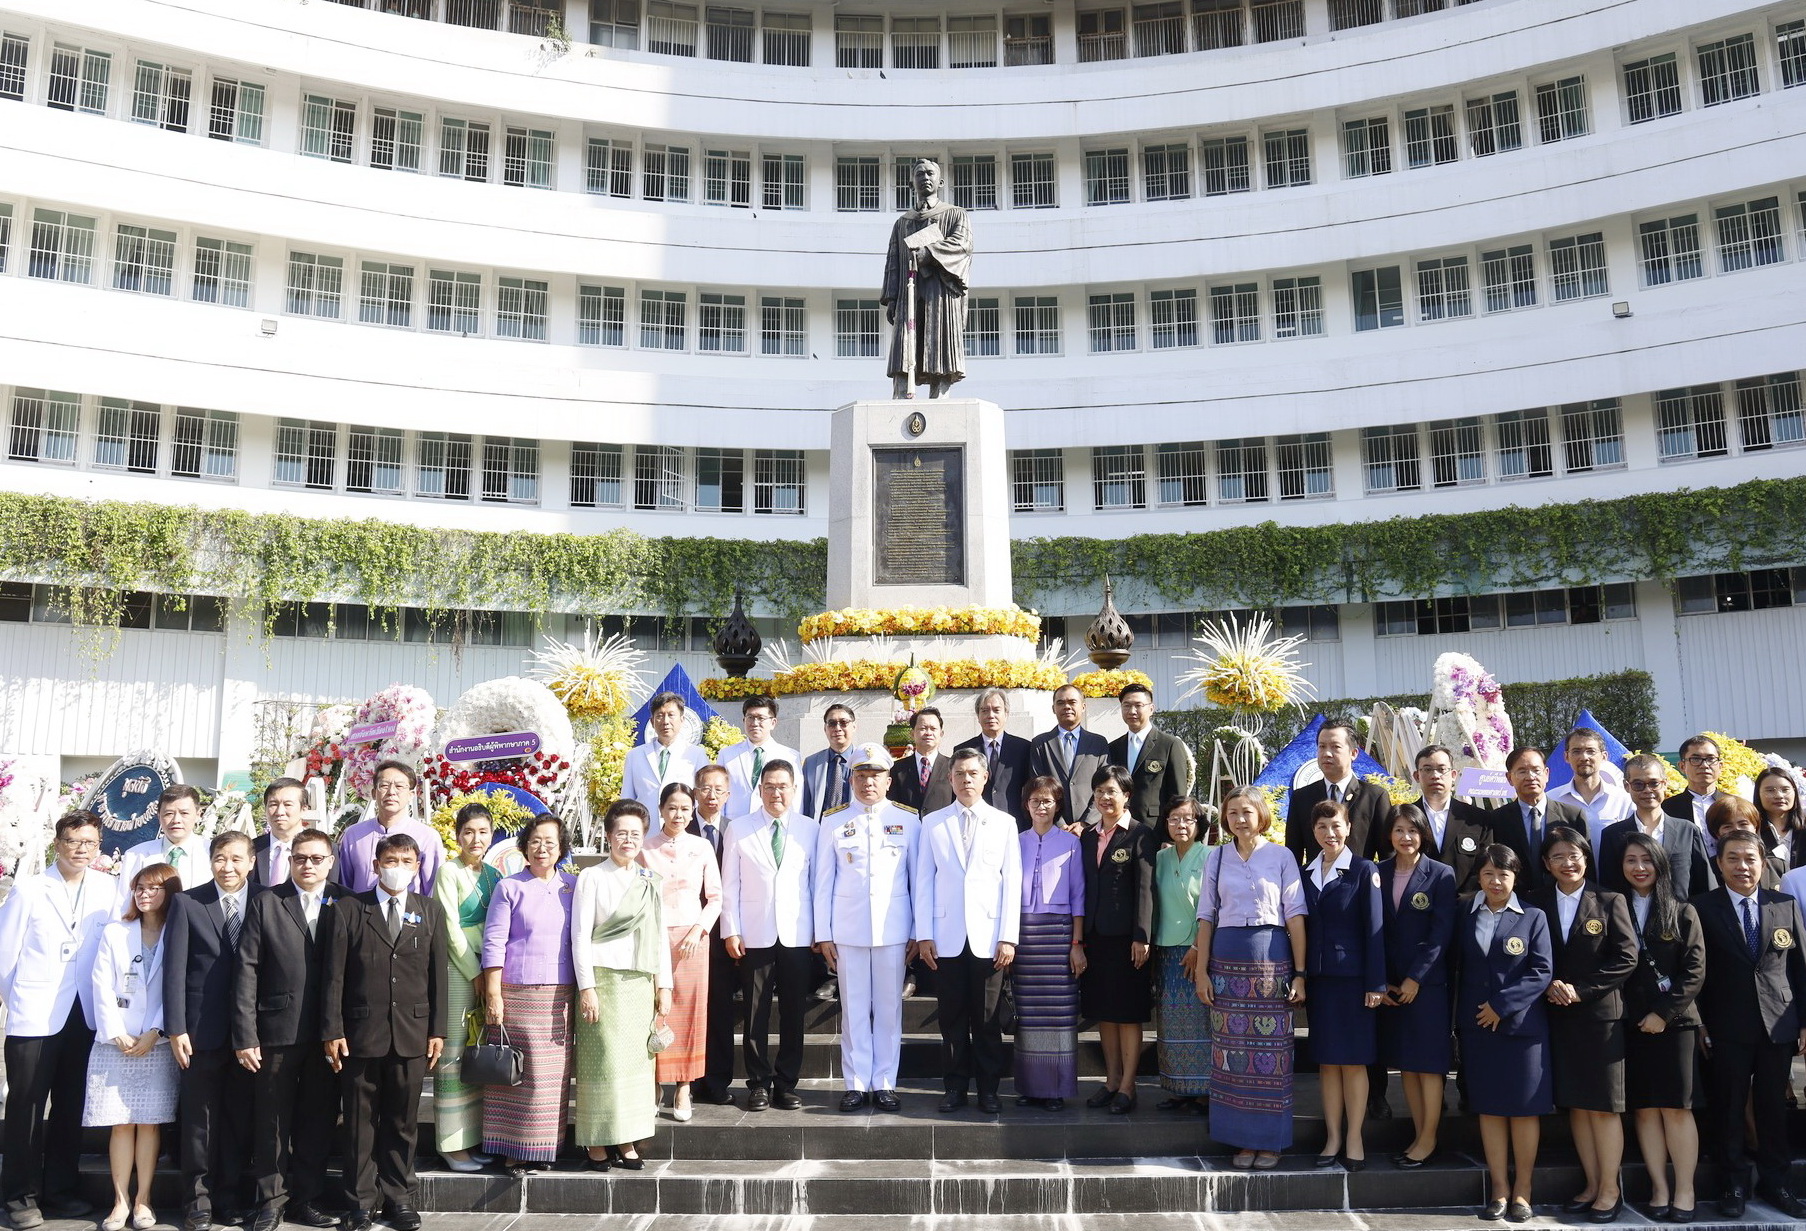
[
  {"x1": 701, "y1": 658, "x2": 1068, "y2": 699},
  {"x1": 702, "y1": 717, "x2": 745, "y2": 762},
  {"x1": 797, "y1": 605, "x2": 1040, "y2": 644},
  {"x1": 1070, "y1": 668, "x2": 1155, "y2": 699}
]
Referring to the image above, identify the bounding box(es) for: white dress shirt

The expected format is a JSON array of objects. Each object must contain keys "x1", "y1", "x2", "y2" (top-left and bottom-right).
[
  {"x1": 1471, "y1": 892, "x2": 1524, "y2": 953},
  {"x1": 1555, "y1": 883, "x2": 1584, "y2": 941},
  {"x1": 117, "y1": 834, "x2": 212, "y2": 904},
  {"x1": 1308, "y1": 846, "x2": 1354, "y2": 891},
  {"x1": 1422, "y1": 801, "x2": 1450, "y2": 850}
]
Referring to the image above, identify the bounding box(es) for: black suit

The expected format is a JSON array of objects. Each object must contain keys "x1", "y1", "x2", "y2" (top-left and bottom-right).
[
  {"x1": 1284, "y1": 778, "x2": 1388, "y2": 866},
  {"x1": 322, "y1": 891, "x2": 447, "y2": 1215},
  {"x1": 234, "y1": 881, "x2": 346, "y2": 1214},
  {"x1": 1504, "y1": 798, "x2": 1585, "y2": 892},
  {"x1": 686, "y1": 815, "x2": 738, "y2": 1101},
  {"x1": 1414, "y1": 796, "x2": 1528, "y2": 896},
  {"x1": 1079, "y1": 822, "x2": 1156, "y2": 943},
  {"x1": 955, "y1": 732, "x2": 1033, "y2": 829},
  {"x1": 1691, "y1": 887, "x2": 1806, "y2": 1193},
  {"x1": 1662, "y1": 790, "x2": 1735, "y2": 831},
  {"x1": 889, "y1": 752, "x2": 953, "y2": 815},
  {"x1": 248, "y1": 832, "x2": 298, "y2": 891},
  {"x1": 1106, "y1": 727, "x2": 1187, "y2": 830},
  {"x1": 165, "y1": 882, "x2": 265, "y2": 1218},
  {"x1": 1027, "y1": 726, "x2": 1110, "y2": 829},
  {"x1": 1596, "y1": 817, "x2": 1712, "y2": 902}
]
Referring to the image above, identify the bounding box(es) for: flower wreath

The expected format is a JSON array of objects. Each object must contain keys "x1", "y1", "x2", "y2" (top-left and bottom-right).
[{"x1": 344, "y1": 684, "x2": 437, "y2": 798}]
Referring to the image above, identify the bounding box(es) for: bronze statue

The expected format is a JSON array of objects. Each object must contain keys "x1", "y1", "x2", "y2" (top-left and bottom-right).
[{"x1": 881, "y1": 159, "x2": 973, "y2": 399}]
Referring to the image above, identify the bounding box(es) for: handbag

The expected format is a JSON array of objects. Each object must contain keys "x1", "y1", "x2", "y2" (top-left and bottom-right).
[
  {"x1": 648, "y1": 1015, "x2": 676, "y2": 1055},
  {"x1": 995, "y1": 972, "x2": 1017, "y2": 1035},
  {"x1": 462, "y1": 1024, "x2": 525, "y2": 1087}
]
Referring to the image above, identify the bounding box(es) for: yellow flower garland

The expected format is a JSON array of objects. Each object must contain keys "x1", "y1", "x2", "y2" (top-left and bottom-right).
[
  {"x1": 798, "y1": 605, "x2": 1040, "y2": 644},
  {"x1": 1069, "y1": 668, "x2": 1155, "y2": 699},
  {"x1": 701, "y1": 658, "x2": 1068, "y2": 699}
]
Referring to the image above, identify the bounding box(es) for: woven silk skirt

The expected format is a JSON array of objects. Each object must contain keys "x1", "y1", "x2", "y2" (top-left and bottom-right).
[
  {"x1": 656, "y1": 925, "x2": 708, "y2": 1084},
  {"x1": 435, "y1": 964, "x2": 484, "y2": 1153},
  {"x1": 574, "y1": 968, "x2": 657, "y2": 1147},
  {"x1": 1012, "y1": 912, "x2": 1080, "y2": 1099},
  {"x1": 482, "y1": 983, "x2": 572, "y2": 1162},
  {"x1": 1156, "y1": 944, "x2": 1211, "y2": 1097},
  {"x1": 1206, "y1": 925, "x2": 1295, "y2": 1152}
]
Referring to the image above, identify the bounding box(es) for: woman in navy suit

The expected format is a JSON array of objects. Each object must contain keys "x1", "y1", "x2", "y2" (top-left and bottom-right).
[
  {"x1": 1302, "y1": 800, "x2": 1386, "y2": 1170},
  {"x1": 1456, "y1": 844, "x2": 1553, "y2": 1224},
  {"x1": 1376, "y1": 804, "x2": 1456, "y2": 1168}
]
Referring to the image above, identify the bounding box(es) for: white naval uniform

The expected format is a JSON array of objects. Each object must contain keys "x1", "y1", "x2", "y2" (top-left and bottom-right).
[{"x1": 811, "y1": 800, "x2": 921, "y2": 1092}]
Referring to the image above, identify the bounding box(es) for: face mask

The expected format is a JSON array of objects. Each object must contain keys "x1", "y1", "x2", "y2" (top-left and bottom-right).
[{"x1": 378, "y1": 865, "x2": 414, "y2": 893}]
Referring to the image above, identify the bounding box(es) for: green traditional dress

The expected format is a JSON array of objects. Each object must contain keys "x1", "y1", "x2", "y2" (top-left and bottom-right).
[
  {"x1": 573, "y1": 861, "x2": 671, "y2": 1147},
  {"x1": 433, "y1": 858, "x2": 502, "y2": 1153}
]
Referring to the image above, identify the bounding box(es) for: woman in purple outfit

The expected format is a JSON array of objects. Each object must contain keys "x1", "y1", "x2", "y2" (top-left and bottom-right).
[{"x1": 1011, "y1": 776, "x2": 1086, "y2": 1110}]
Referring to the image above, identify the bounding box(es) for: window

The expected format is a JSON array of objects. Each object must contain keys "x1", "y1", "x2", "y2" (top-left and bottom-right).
[
  {"x1": 753, "y1": 449, "x2": 806, "y2": 514},
  {"x1": 1353, "y1": 266, "x2": 1403, "y2": 331},
  {"x1": 1088, "y1": 293, "x2": 1136, "y2": 352},
  {"x1": 1495, "y1": 408, "x2": 1552, "y2": 479},
  {"x1": 1561, "y1": 400, "x2": 1624, "y2": 471},
  {"x1": 1092, "y1": 445, "x2": 1146, "y2": 509},
  {"x1": 503, "y1": 127, "x2": 554, "y2": 189},
  {"x1": 964, "y1": 296, "x2": 1001, "y2": 357},
  {"x1": 569, "y1": 442, "x2": 624, "y2": 508},
  {"x1": 761, "y1": 153, "x2": 804, "y2": 210},
  {"x1": 346, "y1": 426, "x2": 404, "y2": 495},
  {"x1": 1656, "y1": 386, "x2": 1729, "y2": 461},
  {"x1": 286, "y1": 252, "x2": 343, "y2": 318},
  {"x1": 1428, "y1": 417, "x2": 1485, "y2": 487},
  {"x1": 358, "y1": 261, "x2": 414, "y2": 327},
  {"x1": 892, "y1": 16, "x2": 941, "y2": 68},
  {"x1": 171, "y1": 408, "x2": 237, "y2": 479},
  {"x1": 1150, "y1": 288, "x2": 1199, "y2": 348},
  {"x1": 1341, "y1": 116, "x2": 1391, "y2": 178},
  {"x1": 92, "y1": 400, "x2": 160, "y2": 473},
  {"x1": 1735, "y1": 373, "x2": 1804, "y2": 450},
  {"x1": 1272, "y1": 276, "x2": 1323, "y2": 337},
  {"x1": 951, "y1": 155, "x2": 998, "y2": 210},
  {"x1": 274, "y1": 419, "x2": 337, "y2": 489},
  {"x1": 1534, "y1": 76, "x2": 1588, "y2": 142},
  {"x1": 585, "y1": 138, "x2": 633, "y2": 198},
  {"x1": 1216, "y1": 438, "x2": 1268, "y2": 503},
  {"x1": 1328, "y1": 0, "x2": 1382, "y2": 30},
  {"x1": 578, "y1": 284, "x2": 626, "y2": 346},
  {"x1": 835, "y1": 14, "x2": 883, "y2": 68},
  {"x1": 1262, "y1": 129, "x2": 1310, "y2": 187},
  {"x1": 446, "y1": 0, "x2": 501, "y2": 30},
  {"x1": 647, "y1": 1, "x2": 699, "y2": 55},
  {"x1": 1275, "y1": 433, "x2": 1332, "y2": 499},
  {"x1": 370, "y1": 107, "x2": 422, "y2": 171},
  {"x1": 113, "y1": 224, "x2": 177, "y2": 296},
  {"x1": 0, "y1": 32, "x2": 27, "y2": 102},
  {"x1": 1084, "y1": 149, "x2": 1131, "y2": 206},
  {"x1": 698, "y1": 292, "x2": 746, "y2": 352},
  {"x1": 208, "y1": 77, "x2": 264, "y2": 144},
  {"x1": 590, "y1": 0, "x2": 641, "y2": 47},
  {"x1": 1638, "y1": 214, "x2": 1702, "y2": 285},
  {"x1": 1362, "y1": 424, "x2": 1421, "y2": 493},
  {"x1": 641, "y1": 145, "x2": 690, "y2": 201},
  {"x1": 1193, "y1": 0, "x2": 1242, "y2": 49},
  {"x1": 1208, "y1": 283, "x2": 1259, "y2": 343},
  {"x1": 1465, "y1": 90, "x2": 1521, "y2": 156},
  {"x1": 1678, "y1": 570, "x2": 1806, "y2": 615},
  {"x1": 416, "y1": 432, "x2": 473, "y2": 499},
  {"x1": 427, "y1": 269, "x2": 482, "y2": 334},
  {"x1": 1004, "y1": 14, "x2": 1053, "y2": 65},
  {"x1": 835, "y1": 157, "x2": 881, "y2": 212},
  {"x1": 1014, "y1": 295, "x2": 1060, "y2": 354},
  {"x1": 1623, "y1": 53, "x2": 1682, "y2": 123},
  {"x1": 1011, "y1": 449, "x2": 1065, "y2": 512},
  {"x1": 1010, "y1": 153, "x2": 1057, "y2": 208},
  {"x1": 8, "y1": 390, "x2": 80, "y2": 463},
  {"x1": 705, "y1": 6, "x2": 754, "y2": 61},
  {"x1": 760, "y1": 295, "x2": 805, "y2": 356},
  {"x1": 1250, "y1": 0, "x2": 1303, "y2": 41},
  {"x1": 634, "y1": 444, "x2": 686, "y2": 509},
  {"x1": 28, "y1": 209, "x2": 97, "y2": 284},
  {"x1": 1403, "y1": 104, "x2": 1458, "y2": 167},
  {"x1": 1548, "y1": 232, "x2": 1607, "y2": 301},
  {"x1": 1697, "y1": 33, "x2": 1759, "y2": 106},
  {"x1": 1201, "y1": 136, "x2": 1251, "y2": 194},
  {"x1": 0, "y1": 204, "x2": 10, "y2": 274},
  {"x1": 1481, "y1": 244, "x2": 1536, "y2": 311},
  {"x1": 834, "y1": 298, "x2": 881, "y2": 357},
  {"x1": 1134, "y1": 2, "x2": 1186, "y2": 56},
  {"x1": 704, "y1": 149, "x2": 751, "y2": 207},
  {"x1": 301, "y1": 95, "x2": 356, "y2": 163},
  {"x1": 1779, "y1": 20, "x2": 1806, "y2": 89},
  {"x1": 641, "y1": 289, "x2": 688, "y2": 350},
  {"x1": 1155, "y1": 442, "x2": 1208, "y2": 506},
  {"x1": 1715, "y1": 197, "x2": 1783, "y2": 271},
  {"x1": 131, "y1": 61, "x2": 191, "y2": 132},
  {"x1": 481, "y1": 438, "x2": 539, "y2": 504},
  {"x1": 1393, "y1": 0, "x2": 1447, "y2": 15},
  {"x1": 1142, "y1": 144, "x2": 1190, "y2": 200},
  {"x1": 762, "y1": 11, "x2": 810, "y2": 65},
  {"x1": 1415, "y1": 256, "x2": 1470, "y2": 321},
  {"x1": 948, "y1": 15, "x2": 997, "y2": 67},
  {"x1": 47, "y1": 45, "x2": 110, "y2": 114},
  {"x1": 495, "y1": 276, "x2": 548, "y2": 340},
  {"x1": 1077, "y1": 9, "x2": 1127, "y2": 62},
  {"x1": 439, "y1": 118, "x2": 491, "y2": 181},
  {"x1": 1504, "y1": 589, "x2": 1577, "y2": 628}
]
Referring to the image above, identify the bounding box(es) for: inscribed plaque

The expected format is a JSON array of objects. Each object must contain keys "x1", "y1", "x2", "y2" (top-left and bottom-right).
[{"x1": 873, "y1": 447, "x2": 965, "y2": 587}]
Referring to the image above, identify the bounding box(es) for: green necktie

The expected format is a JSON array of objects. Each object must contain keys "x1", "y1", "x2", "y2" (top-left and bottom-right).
[
  {"x1": 168, "y1": 846, "x2": 184, "y2": 866},
  {"x1": 658, "y1": 747, "x2": 670, "y2": 778},
  {"x1": 770, "y1": 817, "x2": 784, "y2": 868},
  {"x1": 753, "y1": 747, "x2": 765, "y2": 783}
]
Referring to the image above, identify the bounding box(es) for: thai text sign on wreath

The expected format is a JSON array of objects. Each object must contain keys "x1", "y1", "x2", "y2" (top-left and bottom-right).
[
  {"x1": 346, "y1": 720, "x2": 400, "y2": 744},
  {"x1": 444, "y1": 732, "x2": 542, "y2": 763},
  {"x1": 1457, "y1": 768, "x2": 1514, "y2": 798}
]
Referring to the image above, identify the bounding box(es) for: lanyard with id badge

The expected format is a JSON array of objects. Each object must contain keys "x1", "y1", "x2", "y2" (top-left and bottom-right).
[{"x1": 56, "y1": 874, "x2": 90, "y2": 965}]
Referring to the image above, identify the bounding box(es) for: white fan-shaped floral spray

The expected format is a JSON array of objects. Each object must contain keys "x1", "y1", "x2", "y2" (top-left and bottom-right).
[{"x1": 1178, "y1": 613, "x2": 1316, "y2": 713}]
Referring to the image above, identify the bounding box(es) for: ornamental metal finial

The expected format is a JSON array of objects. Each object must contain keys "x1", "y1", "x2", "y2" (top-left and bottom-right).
[
  {"x1": 1085, "y1": 576, "x2": 1135, "y2": 670},
  {"x1": 712, "y1": 591, "x2": 763, "y2": 677}
]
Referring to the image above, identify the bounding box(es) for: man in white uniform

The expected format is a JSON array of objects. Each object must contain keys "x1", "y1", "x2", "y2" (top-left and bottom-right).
[
  {"x1": 624, "y1": 691, "x2": 705, "y2": 809},
  {"x1": 117, "y1": 785, "x2": 213, "y2": 904},
  {"x1": 813, "y1": 744, "x2": 920, "y2": 1113},
  {"x1": 719, "y1": 695, "x2": 802, "y2": 820}
]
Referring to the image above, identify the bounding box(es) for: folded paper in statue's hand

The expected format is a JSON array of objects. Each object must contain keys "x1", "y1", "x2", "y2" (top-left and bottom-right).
[{"x1": 904, "y1": 222, "x2": 945, "y2": 250}]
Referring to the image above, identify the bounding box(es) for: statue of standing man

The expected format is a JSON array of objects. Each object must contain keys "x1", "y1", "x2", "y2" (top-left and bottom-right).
[{"x1": 881, "y1": 159, "x2": 973, "y2": 400}]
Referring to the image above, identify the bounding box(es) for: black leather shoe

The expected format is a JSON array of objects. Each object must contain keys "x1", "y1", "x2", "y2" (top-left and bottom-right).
[
  {"x1": 1562, "y1": 1197, "x2": 1594, "y2": 1214},
  {"x1": 1394, "y1": 1152, "x2": 1434, "y2": 1169},
  {"x1": 1155, "y1": 1097, "x2": 1193, "y2": 1111},
  {"x1": 697, "y1": 1089, "x2": 737, "y2": 1107},
  {"x1": 1108, "y1": 1092, "x2": 1136, "y2": 1115},
  {"x1": 1504, "y1": 1199, "x2": 1533, "y2": 1224},
  {"x1": 839, "y1": 1090, "x2": 869, "y2": 1112},
  {"x1": 284, "y1": 1204, "x2": 338, "y2": 1229},
  {"x1": 1478, "y1": 1199, "x2": 1506, "y2": 1221},
  {"x1": 381, "y1": 1208, "x2": 420, "y2": 1231},
  {"x1": 1084, "y1": 1086, "x2": 1115, "y2": 1109},
  {"x1": 606, "y1": 1148, "x2": 644, "y2": 1172},
  {"x1": 937, "y1": 1092, "x2": 968, "y2": 1113},
  {"x1": 1757, "y1": 1186, "x2": 1806, "y2": 1218},
  {"x1": 339, "y1": 1214, "x2": 371, "y2": 1231},
  {"x1": 1589, "y1": 1195, "x2": 1623, "y2": 1223},
  {"x1": 873, "y1": 1089, "x2": 900, "y2": 1113},
  {"x1": 771, "y1": 1090, "x2": 802, "y2": 1111},
  {"x1": 251, "y1": 1208, "x2": 282, "y2": 1231},
  {"x1": 977, "y1": 1093, "x2": 1002, "y2": 1114},
  {"x1": 1666, "y1": 1204, "x2": 1694, "y2": 1223},
  {"x1": 1016, "y1": 1095, "x2": 1038, "y2": 1107},
  {"x1": 584, "y1": 1155, "x2": 610, "y2": 1172},
  {"x1": 1342, "y1": 1156, "x2": 1367, "y2": 1173},
  {"x1": 1044, "y1": 1098, "x2": 1064, "y2": 1111},
  {"x1": 1313, "y1": 1153, "x2": 1341, "y2": 1169},
  {"x1": 183, "y1": 1210, "x2": 212, "y2": 1231},
  {"x1": 747, "y1": 1086, "x2": 770, "y2": 1112},
  {"x1": 1643, "y1": 1204, "x2": 1669, "y2": 1222},
  {"x1": 1718, "y1": 1186, "x2": 1746, "y2": 1220}
]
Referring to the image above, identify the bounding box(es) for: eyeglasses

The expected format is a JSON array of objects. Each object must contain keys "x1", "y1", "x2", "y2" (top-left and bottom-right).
[
  {"x1": 1683, "y1": 756, "x2": 1721, "y2": 767},
  {"x1": 526, "y1": 838, "x2": 561, "y2": 849},
  {"x1": 825, "y1": 719, "x2": 852, "y2": 728},
  {"x1": 1626, "y1": 778, "x2": 1666, "y2": 790},
  {"x1": 291, "y1": 853, "x2": 331, "y2": 867},
  {"x1": 58, "y1": 839, "x2": 100, "y2": 851}
]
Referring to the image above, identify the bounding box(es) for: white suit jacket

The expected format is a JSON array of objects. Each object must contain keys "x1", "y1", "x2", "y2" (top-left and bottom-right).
[
  {"x1": 623, "y1": 740, "x2": 705, "y2": 810},
  {"x1": 90, "y1": 918, "x2": 168, "y2": 1041},
  {"x1": 116, "y1": 834, "x2": 211, "y2": 905},
  {"x1": 812, "y1": 801, "x2": 920, "y2": 948},
  {"x1": 719, "y1": 740, "x2": 802, "y2": 820},
  {"x1": 0, "y1": 866, "x2": 118, "y2": 1035},
  {"x1": 720, "y1": 807, "x2": 818, "y2": 949},
  {"x1": 913, "y1": 799, "x2": 1022, "y2": 959}
]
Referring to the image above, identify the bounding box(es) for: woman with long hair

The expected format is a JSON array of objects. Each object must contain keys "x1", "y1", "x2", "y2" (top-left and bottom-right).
[{"x1": 1754, "y1": 766, "x2": 1806, "y2": 874}]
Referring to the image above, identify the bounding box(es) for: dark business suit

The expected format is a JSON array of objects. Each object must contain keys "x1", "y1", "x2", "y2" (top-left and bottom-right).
[
  {"x1": 687, "y1": 814, "x2": 739, "y2": 1102},
  {"x1": 1302, "y1": 856, "x2": 1387, "y2": 1067},
  {"x1": 1078, "y1": 820, "x2": 1156, "y2": 1022},
  {"x1": 1106, "y1": 727, "x2": 1187, "y2": 829},
  {"x1": 1596, "y1": 817, "x2": 1711, "y2": 901},
  {"x1": 1622, "y1": 897, "x2": 1706, "y2": 1110},
  {"x1": 889, "y1": 752, "x2": 953, "y2": 815},
  {"x1": 1527, "y1": 885, "x2": 1637, "y2": 1110},
  {"x1": 1453, "y1": 900, "x2": 1555, "y2": 1116},
  {"x1": 248, "y1": 833, "x2": 293, "y2": 891},
  {"x1": 800, "y1": 747, "x2": 851, "y2": 821},
  {"x1": 955, "y1": 732, "x2": 1033, "y2": 829},
  {"x1": 1376, "y1": 857, "x2": 1456, "y2": 1072},
  {"x1": 1284, "y1": 777, "x2": 1388, "y2": 866},
  {"x1": 1504, "y1": 798, "x2": 1585, "y2": 892},
  {"x1": 165, "y1": 882, "x2": 266, "y2": 1219},
  {"x1": 1410, "y1": 796, "x2": 1527, "y2": 896},
  {"x1": 1691, "y1": 886, "x2": 1806, "y2": 1194},
  {"x1": 1028, "y1": 726, "x2": 1110, "y2": 830},
  {"x1": 233, "y1": 881, "x2": 347, "y2": 1214},
  {"x1": 1662, "y1": 789, "x2": 1735, "y2": 830},
  {"x1": 322, "y1": 891, "x2": 447, "y2": 1216}
]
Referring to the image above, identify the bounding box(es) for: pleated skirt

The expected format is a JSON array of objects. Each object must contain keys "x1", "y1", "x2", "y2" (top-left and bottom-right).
[
  {"x1": 1012, "y1": 912, "x2": 1080, "y2": 1099},
  {"x1": 574, "y1": 968, "x2": 657, "y2": 1147},
  {"x1": 1206, "y1": 925, "x2": 1295, "y2": 1152},
  {"x1": 1155, "y1": 944, "x2": 1210, "y2": 1097},
  {"x1": 482, "y1": 983, "x2": 572, "y2": 1162},
  {"x1": 656, "y1": 925, "x2": 708, "y2": 1084},
  {"x1": 436, "y1": 961, "x2": 484, "y2": 1152}
]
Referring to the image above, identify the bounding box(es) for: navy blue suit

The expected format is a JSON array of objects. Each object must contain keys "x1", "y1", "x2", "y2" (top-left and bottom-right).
[
  {"x1": 1302, "y1": 856, "x2": 1386, "y2": 1066},
  {"x1": 1454, "y1": 899, "x2": 1554, "y2": 1116},
  {"x1": 1376, "y1": 856, "x2": 1456, "y2": 1073}
]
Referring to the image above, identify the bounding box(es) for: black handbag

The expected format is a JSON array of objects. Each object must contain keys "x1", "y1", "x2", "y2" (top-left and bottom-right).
[{"x1": 462, "y1": 1025, "x2": 525, "y2": 1087}]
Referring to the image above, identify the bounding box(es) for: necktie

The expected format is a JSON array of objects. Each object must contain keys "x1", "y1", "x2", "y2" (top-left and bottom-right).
[
  {"x1": 1327, "y1": 782, "x2": 1341, "y2": 804},
  {"x1": 1064, "y1": 730, "x2": 1077, "y2": 771},
  {"x1": 1743, "y1": 896, "x2": 1760, "y2": 957},
  {"x1": 826, "y1": 753, "x2": 846, "y2": 812},
  {"x1": 703, "y1": 823, "x2": 718, "y2": 854},
  {"x1": 961, "y1": 807, "x2": 974, "y2": 854},
  {"x1": 987, "y1": 741, "x2": 999, "y2": 774},
  {"x1": 1129, "y1": 734, "x2": 1143, "y2": 768},
  {"x1": 222, "y1": 894, "x2": 241, "y2": 949},
  {"x1": 769, "y1": 818, "x2": 784, "y2": 868},
  {"x1": 752, "y1": 747, "x2": 764, "y2": 784},
  {"x1": 270, "y1": 843, "x2": 288, "y2": 885},
  {"x1": 303, "y1": 893, "x2": 318, "y2": 940},
  {"x1": 168, "y1": 846, "x2": 184, "y2": 867},
  {"x1": 919, "y1": 757, "x2": 931, "y2": 789},
  {"x1": 1530, "y1": 807, "x2": 1543, "y2": 845},
  {"x1": 387, "y1": 895, "x2": 402, "y2": 940},
  {"x1": 658, "y1": 747, "x2": 670, "y2": 779}
]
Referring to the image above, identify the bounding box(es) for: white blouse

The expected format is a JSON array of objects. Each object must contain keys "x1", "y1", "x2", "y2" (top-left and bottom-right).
[{"x1": 572, "y1": 861, "x2": 673, "y2": 992}]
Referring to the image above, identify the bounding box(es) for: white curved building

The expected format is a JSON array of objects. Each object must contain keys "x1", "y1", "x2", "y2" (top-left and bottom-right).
[{"x1": 2, "y1": 0, "x2": 1804, "y2": 785}]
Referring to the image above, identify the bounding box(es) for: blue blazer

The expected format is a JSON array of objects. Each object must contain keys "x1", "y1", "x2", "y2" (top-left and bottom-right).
[
  {"x1": 1454, "y1": 900, "x2": 1553, "y2": 1038},
  {"x1": 1302, "y1": 855, "x2": 1387, "y2": 994},
  {"x1": 1378, "y1": 856, "x2": 1456, "y2": 988}
]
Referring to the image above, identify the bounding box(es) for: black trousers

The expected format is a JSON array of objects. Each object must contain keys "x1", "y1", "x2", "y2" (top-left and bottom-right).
[
  {"x1": 696, "y1": 930, "x2": 739, "y2": 1101},
  {"x1": 251, "y1": 1043, "x2": 340, "y2": 1210},
  {"x1": 1707, "y1": 1037, "x2": 1794, "y2": 1189},
  {"x1": 1, "y1": 1004, "x2": 92, "y2": 1205},
  {"x1": 339, "y1": 1053, "x2": 426, "y2": 1213},
  {"x1": 738, "y1": 943, "x2": 811, "y2": 1093},
  {"x1": 179, "y1": 1047, "x2": 253, "y2": 1213},
  {"x1": 937, "y1": 945, "x2": 1007, "y2": 1097}
]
